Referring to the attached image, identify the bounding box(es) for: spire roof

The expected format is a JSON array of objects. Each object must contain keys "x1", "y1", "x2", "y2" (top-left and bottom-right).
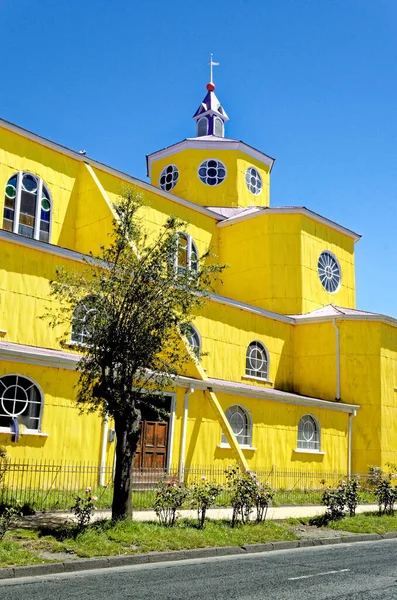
[{"x1": 192, "y1": 54, "x2": 228, "y2": 137}]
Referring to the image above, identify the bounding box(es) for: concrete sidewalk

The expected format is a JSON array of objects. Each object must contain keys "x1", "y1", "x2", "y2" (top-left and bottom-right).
[{"x1": 18, "y1": 503, "x2": 379, "y2": 528}]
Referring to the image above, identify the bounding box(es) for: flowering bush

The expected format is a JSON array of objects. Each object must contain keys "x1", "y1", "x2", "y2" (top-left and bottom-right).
[
  {"x1": 226, "y1": 466, "x2": 274, "y2": 526},
  {"x1": 153, "y1": 480, "x2": 189, "y2": 526},
  {"x1": 190, "y1": 477, "x2": 221, "y2": 528},
  {"x1": 71, "y1": 487, "x2": 98, "y2": 529},
  {"x1": 0, "y1": 505, "x2": 21, "y2": 541},
  {"x1": 321, "y1": 478, "x2": 360, "y2": 522},
  {"x1": 375, "y1": 478, "x2": 396, "y2": 515},
  {"x1": 254, "y1": 480, "x2": 274, "y2": 524}
]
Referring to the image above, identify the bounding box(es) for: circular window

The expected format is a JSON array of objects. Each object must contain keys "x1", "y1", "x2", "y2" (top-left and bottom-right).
[
  {"x1": 159, "y1": 164, "x2": 179, "y2": 192},
  {"x1": 41, "y1": 198, "x2": 51, "y2": 211},
  {"x1": 22, "y1": 173, "x2": 38, "y2": 193},
  {"x1": 198, "y1": 159, "x2": 226, "y2": 186},
  {"x1": 318, "y1": 251, "x2": 341, "y2": 293},
  {"x1": 245, "y1": 167, "x2": 262, "y2": 196}
]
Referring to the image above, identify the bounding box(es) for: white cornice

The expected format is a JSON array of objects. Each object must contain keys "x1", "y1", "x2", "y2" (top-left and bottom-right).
[
  {"x1": 295, "y1": 313, "x2": 397, "y2": 328},
  {"x1": 174, "y1": 375, "x2": 359, "y2": 414},
  {"x1": 217, "y1": 206, "x2": 361, "y2": 243},
  {"x1": 0, "y1": 342, "x2": 80, "y2": 371},
  {"x1": 146, "y1": 139, "x2": 275, "y2": 177},
  {"x1": 0, "y1": 118, "x2": 221, "y2": 222},
  {"x1": 0, "y1": 229, "x2": 88, "y2": 264}
]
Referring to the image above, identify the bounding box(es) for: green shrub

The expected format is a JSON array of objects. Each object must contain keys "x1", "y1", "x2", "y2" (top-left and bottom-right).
[
  {"x1": 190, "y1": 478, "x2": 221, "y2": 529},
  {"x1": 71, "y1": 487, "x2": 98, "y2": 529},
  {"x1": 0, "y1": 506, "x2": 21, "y2": 541},
  {"x1": 153, "y1": 480, "x2": 189, "y2": 526}
]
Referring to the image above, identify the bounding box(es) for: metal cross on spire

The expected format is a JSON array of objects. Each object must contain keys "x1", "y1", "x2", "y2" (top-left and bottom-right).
[{"x1": 208, "y1": 53, "x2": 219, "y2": 84}]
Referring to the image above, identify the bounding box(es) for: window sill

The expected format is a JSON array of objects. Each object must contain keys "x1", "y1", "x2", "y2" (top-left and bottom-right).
[
  {"x1": 64, "y1": 341, "x2": 87, "y2": 349},
  {"x1": 293, "y1": 448, "x2": 325, "y2": 455},
  {"x1": 241, "y1": 375, "x2": 273, "y2": 385},
  {"x1": 0, "y1": 427, "x2": 49, "y2": 437},
  {"x1": 218, "y1": 443, "x2": 257, "y2": 451}
]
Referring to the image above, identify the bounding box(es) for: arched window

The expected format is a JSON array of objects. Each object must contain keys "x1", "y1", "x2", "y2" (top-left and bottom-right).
[
  {"x1": 197, "y1": 117, "x2": 208, "y2": 137},
  {"x1": 71, "y1": 297, "x2": 97, "y2": 345},
  {"x1": 245, "y1": 341, "x2": 269, "y2": 380},
  {"x1": 176, "y1": 233, "x2": 199, "y2": 275},
  {"x1": 3, "y1": 172, "x2": 52, "y2": 242},
  {"x1": 186, "y1": 324, "x2": 201, "y2": 358},
  {"x1": 0, "y1": 374, "x2": 43, "y2": 431},
  {"x1": 214, "y1": 117, "x2": 224, "y2": 138},
  {"x1": 297, "y1": 415, "x2": 320, "y2": 451},
  {"x1": 221, "y1": 405, "x2": 252, "y2": 447}
]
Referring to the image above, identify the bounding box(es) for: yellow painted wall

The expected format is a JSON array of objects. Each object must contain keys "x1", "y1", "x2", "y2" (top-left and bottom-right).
[
  {"x1": 380, "y1": 323, "x2": 397, "y2": 467},
  {"x1": 194, "y1": 302, "x2": 293, "y2": 389},
  {"x1": 150, "y1": 148, "x2": 270, "y2": 209},
  {"x1": 300, "y1": 218, "x2": 356, "y2": 313},
  {"x1": 339, "y1": 321, "x2": 382, "y2": 472},
  {"x1": 0, "y1": 361, "x2": 115, "y2": 469},
  {"x1": 175, "y1": 389, "x2": 348, "y2": 473},
  {"x1": 293, "y1": 322, "x2": 337, "y2": 400},
  {"x1": 219, "y1": 212, "x2": 356, "y2": 315}
]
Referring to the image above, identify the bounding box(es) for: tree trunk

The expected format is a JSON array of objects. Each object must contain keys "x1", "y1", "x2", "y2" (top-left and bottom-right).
[{"x1": 111, "y1": 412, "x2": 141, "y2": 520}]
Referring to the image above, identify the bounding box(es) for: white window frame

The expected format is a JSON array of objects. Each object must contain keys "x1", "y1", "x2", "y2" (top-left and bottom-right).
[
  {"x1": 221, "y1": 404, "x2": 253, "y2": 448},
  {"x1": 3, "y1": 171, "x2": 52, "y2": 243},
  {"x1": 197, "y1": 117, "x2": 208, "y2": 137},
  {"x1": 318, "y1": 250, "x2": 342, "y2": 294},
  {"x1": 0, "y1": 373, "x2": 44, "y2": 433},
  {"x1": 296, "y1": 414, "x2": 321, "y2": 452},
  {"x1": 245, "y1": 341, "x2": 269, "y2": 380},
  {"x1": 213, "y1": 117, "x2": 224, "y2": 137},
  {"x1": 174, "y1": 232, "x2": 199, "y2": 274},
  {"x1": 186, "y1": 324, "x2": 201, "y2": 358},
  {"x1": 197, "y1": 158, "x2": 227, "y2": 186}
]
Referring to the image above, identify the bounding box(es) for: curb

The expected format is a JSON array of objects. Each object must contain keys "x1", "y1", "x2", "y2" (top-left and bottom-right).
[{"x1": 0, "y1": 532, "x2": 395, "y2": 581}]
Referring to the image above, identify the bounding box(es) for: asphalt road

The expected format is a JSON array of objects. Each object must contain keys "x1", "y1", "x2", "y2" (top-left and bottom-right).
[{"x1": 2, "y1": 539, "x2": 397, "y2": 599}]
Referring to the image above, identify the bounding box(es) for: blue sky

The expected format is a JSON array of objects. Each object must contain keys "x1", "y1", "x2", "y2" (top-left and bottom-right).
[{"x1": 1, "y1": 0, "x2": 396, "y2": 316}]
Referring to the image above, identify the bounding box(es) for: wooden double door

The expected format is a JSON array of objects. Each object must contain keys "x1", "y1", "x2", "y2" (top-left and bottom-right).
[{"x1": 133, "y1": 420, "x2": 169, "y2": 470}]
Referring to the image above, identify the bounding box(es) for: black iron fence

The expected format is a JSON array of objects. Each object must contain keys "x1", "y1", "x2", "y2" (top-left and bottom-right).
[{"x1": 0, "y1": 459, "x2": 374, "y2": 512}]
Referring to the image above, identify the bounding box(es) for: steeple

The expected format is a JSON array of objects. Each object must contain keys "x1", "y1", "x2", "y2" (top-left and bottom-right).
[{"x1": 192, "y1": 54, "x2": 229, "y2": 138}]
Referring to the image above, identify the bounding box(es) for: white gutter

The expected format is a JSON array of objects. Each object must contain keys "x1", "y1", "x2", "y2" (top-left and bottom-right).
[
  {"x1": 332, "y1": 319, "x2": 341, "y2": 400},
  {"x1": 209, "y1": 293, "x2": 294, "y2": 324},
  {"x1": 179, "y1": 387, "x2": 194, "y2": 483},
  {"x1": 99, "y1": 414, "x2": 109, "y2": 487}
]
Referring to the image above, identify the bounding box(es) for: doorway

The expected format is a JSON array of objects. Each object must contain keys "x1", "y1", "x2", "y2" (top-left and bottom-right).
[{"x1": 133, "y1": 394, "x2": 174, "y2": 471}]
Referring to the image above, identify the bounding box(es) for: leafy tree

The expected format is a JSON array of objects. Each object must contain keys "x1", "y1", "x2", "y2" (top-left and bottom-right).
[{"x1": 46, "y1": 188, "x2": 223, "y2": 520}]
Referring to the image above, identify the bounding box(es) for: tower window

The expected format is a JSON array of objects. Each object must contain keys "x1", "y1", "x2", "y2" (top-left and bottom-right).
[
  {"x1": 159, "y1": 164, "x2": 179, "y2": 192},
  {"x1": 221, "y1": 405, "x2": 252, "y2": 447},
  {"x1": 198, "y1": 159, "x2": 226, "y2": 186},
  {"x1": 245, "y1": 167, "x2": 263, "y2": 196},
  {"x1": 214, "y1": 117, "x2": 224, "y2": 138},
  {"x1": 3, "y1": 172, "x2": 52, "y2": 242},
  {"x1": 245, "y1": 341, "x2": 269, "y2": 380},
  {"x1": 297, "y1": 415, "x2": 320, "y2": 451},
  {"x1": 318, "y1": 251, "x2": 341, "y2": 293},
  {"x1": 197, "y1": 117, "x2": 208, "y2": 137}
]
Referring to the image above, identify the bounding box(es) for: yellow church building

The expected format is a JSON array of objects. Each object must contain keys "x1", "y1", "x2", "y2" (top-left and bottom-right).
[{"x1": 0, "y1": 71, "x2": 396, "y2": 484}]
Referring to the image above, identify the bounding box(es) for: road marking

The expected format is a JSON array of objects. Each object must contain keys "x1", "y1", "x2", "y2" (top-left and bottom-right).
[{"x1": 289, "y1": 568, "x2": 350, "y2": 581}]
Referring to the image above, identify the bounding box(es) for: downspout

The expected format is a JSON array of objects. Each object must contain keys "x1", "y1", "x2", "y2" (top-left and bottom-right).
[
  {"x1": 99, "y1": 414, "x2": 109, "y2": 487},
  {"x1": 179, "y1": 387, "x2": 194, "y2": 483},
  {"x1": 332, "y1": 319, "x2": 341, "y2": 400},
  {"x1": 348, "y1": 411, "x2": 356, "y2": 478}
]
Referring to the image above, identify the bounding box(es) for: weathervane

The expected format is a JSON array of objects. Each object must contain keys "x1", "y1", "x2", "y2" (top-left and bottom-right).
[{"x1": 208, "y1": 53, "x2": 219, "y2": 85}]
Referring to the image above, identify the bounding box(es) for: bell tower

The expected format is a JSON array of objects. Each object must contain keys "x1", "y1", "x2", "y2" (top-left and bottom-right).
[{"x1": 192, "y1": 54, "x2": 229, "y2": 138}]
